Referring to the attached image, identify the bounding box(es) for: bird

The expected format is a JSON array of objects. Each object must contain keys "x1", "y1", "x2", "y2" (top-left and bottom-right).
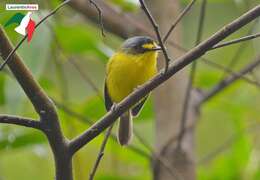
[{"x1": 104, "y1": 36, "x2": 161, "y2": 146}]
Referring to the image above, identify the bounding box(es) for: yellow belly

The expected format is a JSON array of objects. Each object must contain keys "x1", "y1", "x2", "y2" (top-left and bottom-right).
[{"x1": 106, "y1": 52, "x2": 157, "y2": 102}]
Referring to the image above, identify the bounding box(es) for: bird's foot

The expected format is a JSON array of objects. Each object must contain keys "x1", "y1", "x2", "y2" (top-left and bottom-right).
[
  {"x1": 111, "y1": 103, "x2": 118, "y2": 112},
  {"x1": 134, "y1": 85, "x2": 143, "y2": 91}
]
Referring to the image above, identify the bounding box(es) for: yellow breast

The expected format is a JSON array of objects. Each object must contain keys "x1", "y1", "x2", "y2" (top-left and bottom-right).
[{"x1": 106, "y1": 51, "x2": 158, "y2": 102}]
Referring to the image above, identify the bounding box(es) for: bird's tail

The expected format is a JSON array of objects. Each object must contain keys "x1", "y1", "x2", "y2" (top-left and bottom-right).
[{"x1": 118, "y1": 110, "x2": 132, "y2": 146}]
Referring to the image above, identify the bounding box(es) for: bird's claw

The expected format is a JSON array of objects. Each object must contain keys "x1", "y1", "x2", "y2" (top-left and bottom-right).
[
  {"x1": 111, "y1": 103, "x2": 118, "y2": 112},
  {"x1": 134, "y1": 85, "x2": 142, "y2": 91}
]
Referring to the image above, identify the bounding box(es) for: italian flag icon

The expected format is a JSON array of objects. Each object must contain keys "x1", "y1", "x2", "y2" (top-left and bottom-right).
[{"x1": 5, "y1": 12, "x2": 36, "y2": 43}]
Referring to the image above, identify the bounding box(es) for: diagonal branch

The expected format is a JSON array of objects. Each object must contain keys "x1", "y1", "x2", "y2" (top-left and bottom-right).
[
  {"x1": 0, "y1": 115, "x2": 42, "y2": 129},
  {"x1": 199, "y1": 55, "x2": 260, "y2": 105},
  {"x1": 68, "y1": 5, "x2": 260, "y2": 155},
  {"x1": 201, "y1": 57, "x2": 260, "y2": 87},
  {"x1": 89, "y1": 125, "x2": 113, "y2": 180},
  {"x1": 139, "y1": 0, "x2": 171, "y2": 72},
  {"x1": 210, "y1": 32, "x2": 260, "y2": 50},
  {"x1": 163, "y1": 0, "x2": 197, "y2": 42}
]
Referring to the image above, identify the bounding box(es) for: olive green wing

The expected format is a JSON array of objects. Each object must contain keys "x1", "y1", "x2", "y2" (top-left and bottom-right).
[
  {"x1": 104, "y1": 81, "x2": 113, "y2": 111},
  {"x1": 131, "y1": 95, "x2": 148, "y2": 117}
]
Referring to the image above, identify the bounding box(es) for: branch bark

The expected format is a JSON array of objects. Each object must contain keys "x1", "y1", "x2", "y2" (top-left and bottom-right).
[{"x1": 0, "y1": 115, "x2": 41, "y2": 129}]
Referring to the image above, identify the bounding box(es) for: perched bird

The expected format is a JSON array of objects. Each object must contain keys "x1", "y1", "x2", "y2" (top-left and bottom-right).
[{"x1": 104, "y1": 36, "x2": 161, "y2": 145}]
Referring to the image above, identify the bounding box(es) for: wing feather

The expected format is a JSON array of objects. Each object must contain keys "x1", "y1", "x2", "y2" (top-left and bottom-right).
[
  {"x1": 104, "y1": 81, "x2": 113, "y2": 111},
  {"x1": 131, "y1": 95, "x2": 148, "y2": 117}
]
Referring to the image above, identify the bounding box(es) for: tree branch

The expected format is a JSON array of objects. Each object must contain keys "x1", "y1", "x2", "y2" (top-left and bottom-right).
[
  {"x1": 199, "y1": 55, "x2": 260, "y2": 105},
  {"x1": 139, "y1": 0, "x2": 171, "y2": 72},
  {"x1": 0, "y1": 115, "x2": 42, "y2": 129},
  {"x1": 163, "y1": 0, "x2": 197, "y2": 42},
  {"x1": 89, "y1": 125, "x2": 113, "y2": 180},
  {"x1": 89, "y1": 0, "x2": 105, "y2": 37},
  {"x1": 210, "y1": 32, "x2": 260, "y2": 50},
  {"x1": 68, "y1": 5, "x2": 260, "y2": 155},
  {"x1": 201, "y1": 57, "x2": 260, "y2": 87}
]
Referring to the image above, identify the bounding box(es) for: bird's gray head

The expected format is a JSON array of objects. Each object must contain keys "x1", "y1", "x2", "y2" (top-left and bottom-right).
[{"x1": 120, "y1": 36, "x2": 161, "y2": 54}]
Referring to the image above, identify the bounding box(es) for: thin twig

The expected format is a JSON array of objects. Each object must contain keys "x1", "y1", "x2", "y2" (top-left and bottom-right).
[
  {"x1": 199, "y1": 55, "x2": 260, "y2": 105},
  {"x1": 0, "y1": 115, "x2": 42, "y2": 129},
  {"x1": 201, "y1": 58, "x2": 260, "y2": 87},
  {"x1": 68, "y1": 5, "x2": 260, "y2": 155},
  {"x1": 210, "y1": 32, "x2": 260, "y2": 50},
  {"x1": 89, "y1": 0, "x2": 106, "y2": 37},
  {"x1": 139, "y1": 0, "x2": 171, "y2": 72},
  {"x1": 159, "y1": 124, "x2": 195, "y2": 156},
  {"x1": 0, "y1": 0, "x2": 72, "y2": 70},
  {"x1": 163, "y1": 0, "x2": 197, "y2": 42},
  {"x1": 177, "y1": 0, "x2": 207, "y2": 150},
  {"x1": 215, "y1": 20, "x2": 258, "y2": 82},
  {"x1": 89, "y1": 125, "x2": 113, "y2": 180}
]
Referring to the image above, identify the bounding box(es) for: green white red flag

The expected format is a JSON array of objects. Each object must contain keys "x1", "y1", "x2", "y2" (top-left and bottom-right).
[{"x1": 5, "y1": 12, "x2": 36, "y2": 43}]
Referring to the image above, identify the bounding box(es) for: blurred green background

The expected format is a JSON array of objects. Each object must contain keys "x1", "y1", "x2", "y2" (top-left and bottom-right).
[{"x1": 0, "y1": 0, "x2": 260, "y2": 179}]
